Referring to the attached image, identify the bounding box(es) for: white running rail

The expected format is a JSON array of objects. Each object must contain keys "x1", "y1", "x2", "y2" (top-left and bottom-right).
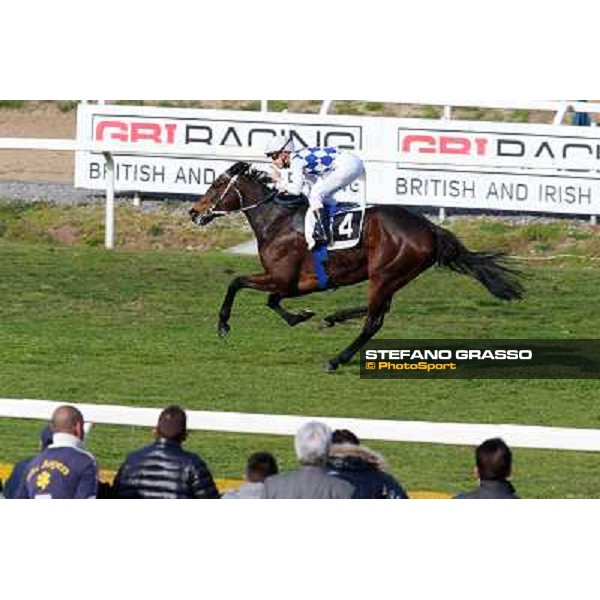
[{"x1": 1, "y1": 398, "x2": 599, "y2": 452}]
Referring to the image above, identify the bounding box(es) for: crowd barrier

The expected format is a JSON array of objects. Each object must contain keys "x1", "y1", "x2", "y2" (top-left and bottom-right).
[{"x1": 1, "y1": 398, "x2": 600, "y2": 452}]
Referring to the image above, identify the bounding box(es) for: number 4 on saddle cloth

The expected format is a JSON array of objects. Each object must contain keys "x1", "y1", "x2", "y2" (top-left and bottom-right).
[
  {"x1": 327, "y1": 203, "x2": 365, "y2": 249},
  {"x1": 313, "y1": 202, "x2": 366, "y2": 289}
]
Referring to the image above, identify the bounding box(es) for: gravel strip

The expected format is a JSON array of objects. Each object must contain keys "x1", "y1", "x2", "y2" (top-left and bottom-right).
[
  {"x1": 0, "y1": 180, "x2": 102, "y2": 204},
  {"x1": 0, "y1": 180, "x2": 596, "y2": 225}
]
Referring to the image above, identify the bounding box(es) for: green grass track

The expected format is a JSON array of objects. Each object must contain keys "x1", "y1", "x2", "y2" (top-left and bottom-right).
[{"x1": 1, "y1": 240, "x2": 599, "y2": 497}]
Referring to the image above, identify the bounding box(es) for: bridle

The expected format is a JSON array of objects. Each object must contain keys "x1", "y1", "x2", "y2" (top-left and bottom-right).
[{"x1": 202, "y1": 172, "x2": 275, "y2": 219}]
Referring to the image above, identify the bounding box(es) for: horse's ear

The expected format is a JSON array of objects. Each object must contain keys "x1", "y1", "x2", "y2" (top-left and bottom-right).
[{"x1": 227, "y1": 161, "x2": 251, "y2": 177}]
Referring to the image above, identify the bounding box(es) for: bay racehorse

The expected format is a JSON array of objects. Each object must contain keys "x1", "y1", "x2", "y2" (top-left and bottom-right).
[{"x1": 189, "y1": 162, "x2": 523, "y2": 371}]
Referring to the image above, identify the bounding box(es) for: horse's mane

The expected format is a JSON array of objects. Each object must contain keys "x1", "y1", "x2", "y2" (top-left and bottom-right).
[{"x1": 227, "y1": 161, "x2": 273, "y2": 188}]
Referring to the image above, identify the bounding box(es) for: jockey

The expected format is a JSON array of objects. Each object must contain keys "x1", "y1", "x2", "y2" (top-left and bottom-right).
[{"x1": 265, "y1": 135, "x2": 365, "y2": 250}]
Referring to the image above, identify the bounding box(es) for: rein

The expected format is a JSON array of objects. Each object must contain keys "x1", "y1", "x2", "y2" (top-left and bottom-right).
[{"x1": 207, "y1": 173, "x2": 276, "y2": 217}]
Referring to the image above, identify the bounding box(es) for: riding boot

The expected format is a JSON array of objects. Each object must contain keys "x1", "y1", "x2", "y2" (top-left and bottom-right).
[{"x1": 313, "y1": 208, "x2": 331, "y2": 247}]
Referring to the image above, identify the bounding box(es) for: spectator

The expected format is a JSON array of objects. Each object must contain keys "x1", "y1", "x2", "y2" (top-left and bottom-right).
[
  {"x1": 22, "y1": 406, "x2": 98, "y2": 499},
  {"x1": 97, "y1": 478, "x2": 115, "y2": 499},
  {"x1": 455, "y1": 438, "x2": 519, "y2": 499},
  {"x1": 4, "y1": 426, "x2": 53, "y2": 499},
  {"x1": 327, "y1": 429, "x2": 409, "y2": 499},
  {"x1": 113, "y1": 405, "x2": 219, "y2": 499},
  {"x1": 261, "y1": 421, "x2": 354, "y2": 499},
  {"x1": 572, "y1": 101, "x2": 591, "y2": 126},
  {"x1": 222, "y1": 452, "x2": 279, "y2": 499}
]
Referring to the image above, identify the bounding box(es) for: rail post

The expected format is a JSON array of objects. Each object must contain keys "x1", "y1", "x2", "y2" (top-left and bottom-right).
[{"x1": 103, "y1": 152, "x2": 116, "y2": 249}]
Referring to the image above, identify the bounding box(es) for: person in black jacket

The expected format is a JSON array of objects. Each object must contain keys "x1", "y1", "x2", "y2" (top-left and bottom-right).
[
  {"x1": 327, "y1": 429, "x2": 409, "y2": 499},
  {"x1": 113, "y1": 405, "x2": 220, "y2": 499},
  {"x1": 455, "y1": 438, "x2": 519, "y2": 499}
]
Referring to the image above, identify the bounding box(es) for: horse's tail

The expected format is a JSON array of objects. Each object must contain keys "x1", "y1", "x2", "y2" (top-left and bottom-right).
[{"x1": 433, "y1": 226, "x2": 524, "y2": 301}]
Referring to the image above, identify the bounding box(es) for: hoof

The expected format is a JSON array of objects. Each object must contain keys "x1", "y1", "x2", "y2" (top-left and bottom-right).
[
  {"x1": 324, "y1": 359, "x2": 339, "y2": 373},
  {"x1": 319, "y1": 318, "x2": 335, "y2": 330},
  {"x1": 298, "y1": 309, "x2": 316, "y2": 320},
  {"x1": 288, "y1": 310, "x2": 315, "y2": 327},
  {"x1": 217, "y1": 322, "x2": 230, "y2": 339}
]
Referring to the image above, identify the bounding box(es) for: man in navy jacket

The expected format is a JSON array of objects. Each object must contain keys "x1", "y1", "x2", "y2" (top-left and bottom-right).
[
  {"x1": 112, "y1": 405, "x2": 219, "y2": 499},
  {"x1": 4, "y1": 426, "x2": 53, "y2": 499},
  {"x1": 22, "y1": 406, "x2": 98, "y2": 499}
]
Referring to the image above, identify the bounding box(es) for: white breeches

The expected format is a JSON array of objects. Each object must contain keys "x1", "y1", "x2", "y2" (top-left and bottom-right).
[
  {"x1": 307, "y1": 152, "x2": 365, "y2": 210},
  {"x1": 305, "y1": 152, "x2": 364, "y2": 249}
]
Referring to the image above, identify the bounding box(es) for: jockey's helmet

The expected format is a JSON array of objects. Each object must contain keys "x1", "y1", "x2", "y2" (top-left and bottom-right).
[{"x1": 265, "y1": 135, "x2": 295, "y2": 157}]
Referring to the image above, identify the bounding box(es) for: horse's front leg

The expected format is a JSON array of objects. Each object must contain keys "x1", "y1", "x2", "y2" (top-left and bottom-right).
[{"x1": 218, "y1": 274, "x2": 278, "y2": 338}]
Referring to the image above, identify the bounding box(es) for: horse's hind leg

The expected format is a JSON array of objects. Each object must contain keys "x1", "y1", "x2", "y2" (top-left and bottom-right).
[
  {"x1": 321, "y1": 306, "x2": 368, "y2": 329},
  {"x1": 324, "y1": 261, "x2": 427, "y2": 371},
  {"x1": 267, "y1": 294, "x2": 315, "y2": 327}
]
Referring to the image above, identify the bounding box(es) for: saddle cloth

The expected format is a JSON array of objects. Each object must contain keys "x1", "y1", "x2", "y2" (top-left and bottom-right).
[{"x1": 291, "y1": 202, "x2": 366, "y2": 251}]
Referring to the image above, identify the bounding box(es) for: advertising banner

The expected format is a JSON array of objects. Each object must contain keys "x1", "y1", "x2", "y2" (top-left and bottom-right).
[{"x1": 75, "y1": 104, "x2": 600, "y2": 215}]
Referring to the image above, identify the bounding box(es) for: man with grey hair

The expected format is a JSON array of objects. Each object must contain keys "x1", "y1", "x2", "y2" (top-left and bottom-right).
[
  {"x1": 261, "y1": 421, "x2": 354, "y2": 499},
  {"x1": 22, "y1": 405, "x2": 98, "y2": 499}
]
